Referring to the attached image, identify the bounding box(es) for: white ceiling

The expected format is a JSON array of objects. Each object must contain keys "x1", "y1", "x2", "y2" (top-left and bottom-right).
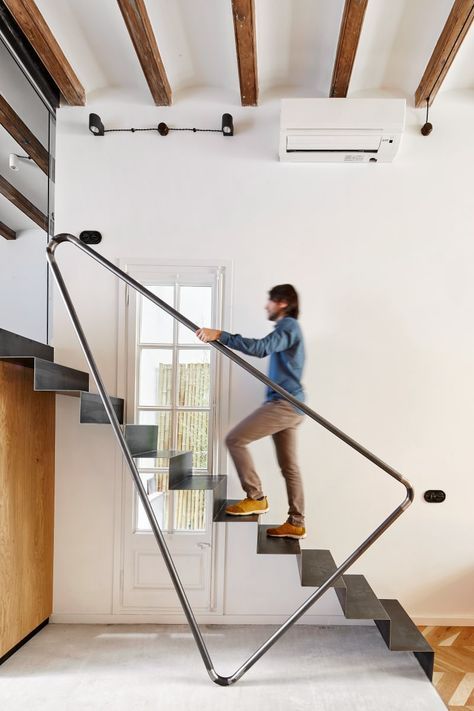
[
  {"x1": 34, "y1": 0, "x2": 473, "y2": 103},
  {"x1": 1, "y1": 0, "x2": 473, "y2": 236}
]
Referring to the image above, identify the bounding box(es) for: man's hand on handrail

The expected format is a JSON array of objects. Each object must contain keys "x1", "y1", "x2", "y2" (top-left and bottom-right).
[{"x1": 196, "y1": 328, "x2": 222, "y2": 343}]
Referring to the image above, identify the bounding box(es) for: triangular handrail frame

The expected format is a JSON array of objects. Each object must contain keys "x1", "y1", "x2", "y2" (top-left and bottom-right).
[{"x1": 47, "y1": 233, "x2": 414, "y2": 685}]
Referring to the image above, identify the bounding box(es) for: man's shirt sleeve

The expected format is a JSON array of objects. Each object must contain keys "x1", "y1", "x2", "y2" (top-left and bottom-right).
[{"x1": 219, "y1": 321, "x2": 298, "y2": 358}]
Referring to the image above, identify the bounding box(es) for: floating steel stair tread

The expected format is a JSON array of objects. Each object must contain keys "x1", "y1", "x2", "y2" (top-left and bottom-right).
[
  {"x1": 0, "y1": 328, "x2": 54, "y2": 361},
  {"x1": 34, "y1": 358, "x2": 89, "y2": 392},
  {"x1": 213, "y1": 500, "x2": 260, "y2": 523},
  {"x1": 80, "y1": 392, "x2": 124, "y2": 424},
  {"x1": 335, "y1": 575, "x2": 389, "y2": 620},
  {"x1": 0, "y1": 356, "x2": 89, "y2": 392},
  {"x1": 168, "y1": 474, "x2": 227, "y2": 491},
  {"x1": 123, "y1": 424, "x2": 158, "y2": 453},
  {"x1": 257, "y1": 525, "x2": 301, "y2": 555},
  {"x1": 168, "y1": 473, "x2": 227, "y2": 521},
  {"x1": 375, "y1": 599, "x2": 433, "y2": 652},
  {"x1": 298, "y1": 549, "x2": 346, "y2": 589}
]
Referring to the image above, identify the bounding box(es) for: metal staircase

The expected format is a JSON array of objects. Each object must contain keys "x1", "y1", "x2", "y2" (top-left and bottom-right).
[
  {"x1": 0, "y1": 328, "x2": 152, "y2": 453},
  {"x1": 1, "y1": 231, "x2": 434, "y2": 685}
]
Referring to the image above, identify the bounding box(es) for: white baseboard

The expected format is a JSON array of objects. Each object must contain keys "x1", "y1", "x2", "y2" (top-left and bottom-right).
[
  {"x1": 50, "y1": 612, "x2": 371, "y2": 626},
  {"x1": 50, "y1": 612, "x2": 474, "y2": 626}
]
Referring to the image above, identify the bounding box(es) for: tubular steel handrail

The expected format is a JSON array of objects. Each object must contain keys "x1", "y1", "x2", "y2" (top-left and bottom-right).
[{"x1": 47, "y1": 233, "x2": 414, "y2": 686}]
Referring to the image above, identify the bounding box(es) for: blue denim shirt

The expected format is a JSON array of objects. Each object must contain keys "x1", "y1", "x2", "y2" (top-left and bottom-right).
[{"x1": 219, "y1": 316, "x2": 305, "y2": 410}]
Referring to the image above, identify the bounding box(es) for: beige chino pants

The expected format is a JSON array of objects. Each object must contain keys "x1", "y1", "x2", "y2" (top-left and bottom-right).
[{"x1": 225, "y1": 399, "x2": 305, "y2": 526}]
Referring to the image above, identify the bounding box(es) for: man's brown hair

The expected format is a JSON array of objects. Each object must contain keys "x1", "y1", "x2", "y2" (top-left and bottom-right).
[{"x1": 268, "y1": 284, "x2": 299, "y2": 319}]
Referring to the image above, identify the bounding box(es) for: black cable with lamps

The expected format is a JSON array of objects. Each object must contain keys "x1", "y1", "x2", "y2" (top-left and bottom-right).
[{"x1": 89, "y1": 113, "x2": 234, "y2": 137}]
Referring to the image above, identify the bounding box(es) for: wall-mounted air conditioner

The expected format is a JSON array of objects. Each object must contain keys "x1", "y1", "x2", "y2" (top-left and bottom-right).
[{"x1": 279, "y1": 98, "x2": 406, "y2": 163}]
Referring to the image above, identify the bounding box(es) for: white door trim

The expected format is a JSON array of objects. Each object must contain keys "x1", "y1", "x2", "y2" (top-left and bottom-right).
[{"x1": 112, "y1": 256, "x2": 233, "y2": 617}]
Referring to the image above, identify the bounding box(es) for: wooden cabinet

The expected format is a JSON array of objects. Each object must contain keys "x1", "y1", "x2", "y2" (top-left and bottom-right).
[{"x1": 0, "y1": 360, "x2": 55, "y2": 659}]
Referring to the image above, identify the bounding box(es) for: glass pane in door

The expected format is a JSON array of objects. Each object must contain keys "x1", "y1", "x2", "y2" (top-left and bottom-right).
[
  {"x1": 138, "y1": 349, "x2": 173, "y2": 406},
  {"x1": 177, "y1": 349, "x2": 211, "y2": 407},
  {"x1": 178, "y1": 286, "x2": 212, "y2": 344},
  {"x1": 140, "y1": 285, "x2": 174, "y2": 343},
  {"x1": 177, "y1": 411, "x2": 209, "y2": 469}
]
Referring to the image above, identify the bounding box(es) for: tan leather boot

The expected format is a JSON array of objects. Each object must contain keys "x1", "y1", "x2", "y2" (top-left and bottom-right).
[
  {"x1": 225, "y1": 497, "x2": 269, "y2": 516},
  {"x1": 266, "y1": 521, "x2": 306, "y2": 539}
]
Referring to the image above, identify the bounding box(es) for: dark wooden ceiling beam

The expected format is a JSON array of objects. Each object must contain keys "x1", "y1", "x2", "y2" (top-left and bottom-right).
[
  {"x1": 415, "y1": 0, "x2": 474, "y2": 107},
  {"x1": 231, "y1": 0, "x2": 258, "y2": 106},
  {"x1": 330, "y1": 0, "x2": 368, "y2": 98},
  {"x1": 0, "y1": 221, "x2": 17, "y2": 240},
  {"x1": 0, "y1": 95, "x2": 49, "y2": 175},
  {"x1": 116, "y1": 0, "x2": 171, "y2": 106},
  {"x1": 0, "y1": 175, "x2": 47, "y2": 231},
  {"x1": 3, "y1": 0, "x2": 85, "y2": 106}
]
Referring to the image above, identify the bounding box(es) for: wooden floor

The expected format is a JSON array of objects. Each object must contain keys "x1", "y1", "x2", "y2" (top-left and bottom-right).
[{"x1": 419, "y1": 627, "x2": 474, "y2": 710}]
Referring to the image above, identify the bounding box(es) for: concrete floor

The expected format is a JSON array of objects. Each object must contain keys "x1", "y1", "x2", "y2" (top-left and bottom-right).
[{"x1": 0, "y1": 624, "x2": 446, "y2": 711}]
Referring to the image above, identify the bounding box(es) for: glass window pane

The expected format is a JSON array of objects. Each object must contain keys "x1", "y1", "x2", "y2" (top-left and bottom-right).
[
  {"x1": 140, "y1": 286, "x2": 174, "y2": 343},
  {"x1": 137, "y1": 497, "x2": 162, "y2": 531},
  {"x1": 143, "y1": 470, "x2": 169, "y2": 495},
  {"x1": 137, "y1": 490, "x2": 206, "y2": 532},
  {"x1": 137, "y1": 410, "x2": 172, "y2": 468},
  {"x1": 139, "y1": 350, "x2": 173, "y2": 406},
  {"x1": 173, "y1": 491, "x2": 206, "y2": 531},
  {"x1": 177, "y1": 411, "x2": 209, "y2": 469},
  {"x1": 177, "y1": 350, "x2": 211, "y2": 407},
  {"x1": 178, "y1": 286, "x2": 212, "y2": 344},
  {"x1": 136, "y1": 473, "x2": 170, "y2": 531}
]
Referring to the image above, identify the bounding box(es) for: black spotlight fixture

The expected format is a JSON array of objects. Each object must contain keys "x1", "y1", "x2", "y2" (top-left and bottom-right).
[
  {"x1": 89, "y1": 113, "x2": 105, "y2": 136},
  {"x1": 421, "y1": 98, "x2": 433, "y2": 136},
  {"x1": 221, "y1": 113, "x2": 234, "y2": 136},
  {"x1": 79, "y1": 230, "x2": 102, "y2": 245}
]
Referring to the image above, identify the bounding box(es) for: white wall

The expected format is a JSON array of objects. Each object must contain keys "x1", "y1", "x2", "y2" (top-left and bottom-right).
[{"x1": 52, "y1": 88, "x2": 474, "y2": 625}]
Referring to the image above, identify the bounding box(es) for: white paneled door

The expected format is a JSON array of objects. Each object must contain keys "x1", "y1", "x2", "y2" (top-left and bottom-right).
[{"x1": 118, "y1": 262, "x2": 226, "y2": 612}]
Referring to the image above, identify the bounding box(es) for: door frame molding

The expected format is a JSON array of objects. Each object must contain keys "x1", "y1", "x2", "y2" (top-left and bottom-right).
[{"x1": 112, "y1": 256, "x2": 233, "y2": 617}]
